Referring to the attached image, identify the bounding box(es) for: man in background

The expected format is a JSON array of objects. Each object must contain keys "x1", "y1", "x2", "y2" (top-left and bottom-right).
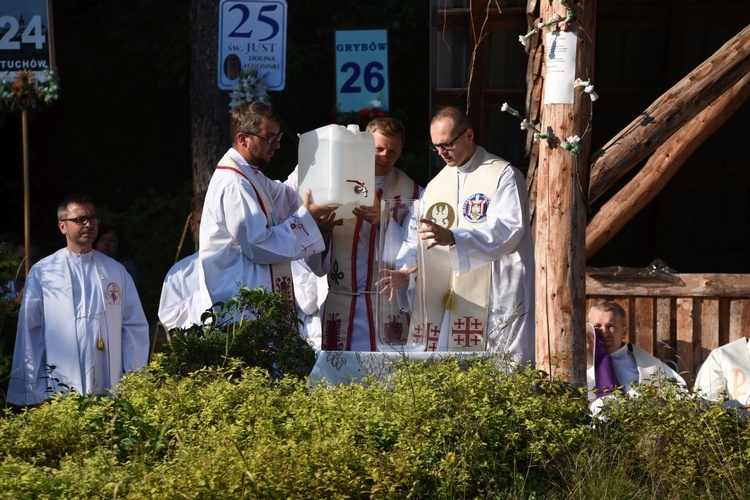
[
  {"x1": 158, "y1": 192, "x2": 206, "y2": 331},
  {"x1": 587, "y1": 300, "x2": 684, "y2": 404}
]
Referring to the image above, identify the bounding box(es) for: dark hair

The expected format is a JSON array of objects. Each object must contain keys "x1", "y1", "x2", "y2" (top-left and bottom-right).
[
  {"x1": 229, "y1": 101, "x2": 280, "y2": 146},
  {"x1": 57, "y1": 194, "x2": 95, "y2": 221},
  {"x1": 94, "y1": 224, "x2": 131, "y2": 259}
]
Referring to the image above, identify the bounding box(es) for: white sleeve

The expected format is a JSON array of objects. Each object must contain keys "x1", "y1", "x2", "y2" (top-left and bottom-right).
[
  {"x1": 6, "y1": 267, "x2": 47, "y2": 405},
  {"x1": 450, "y1": 166, "x2": 528, "y2": 274}
]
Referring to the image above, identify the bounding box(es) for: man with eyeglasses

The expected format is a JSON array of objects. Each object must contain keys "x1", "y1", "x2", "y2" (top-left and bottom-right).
[
  {"x1": 7, "y1": 194, "x2": 149, "y2": 406},
  {"x1": 199, "y1": 101, "x2": 338, "y2": 317},
  {"x1": 392, "y1": 106, "x2": 535, "y2": 363}
]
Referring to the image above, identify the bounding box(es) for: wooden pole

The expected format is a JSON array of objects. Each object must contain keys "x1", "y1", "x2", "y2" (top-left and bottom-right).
[
  {"x1": 534, "y1": 0, "x2": 596, "y2": 384},
  {"x1": 586, "y1": 73, "x2": 750, "y2": 259},
  {"x1": 22, "y1": 108, "x2": 31, "y2": 279}
]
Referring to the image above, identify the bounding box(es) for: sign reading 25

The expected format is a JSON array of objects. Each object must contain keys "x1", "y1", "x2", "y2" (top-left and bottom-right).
[{"x1": 218, "y1": 0, "x2": 287, "y2": 91}]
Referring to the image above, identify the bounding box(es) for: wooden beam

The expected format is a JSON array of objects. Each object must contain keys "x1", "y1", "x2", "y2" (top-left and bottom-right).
[
  {"x1": 586, "y1": 273, "x2": 750, "y2": 298},
  {"x1": 587, "y1": 24, "x2": 750, "y2": 203},
  {"x1": 585, "y1": 72, "x2": 750, "y2": 259}
]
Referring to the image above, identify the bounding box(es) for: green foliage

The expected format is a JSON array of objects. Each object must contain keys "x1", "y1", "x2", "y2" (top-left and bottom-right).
[
  {"x1": 2, "y1": 358, "x2": 750, "y2": 498},
  {"x1": 579, "y1": 382, "x2": 750, "y2": 499},
  {"x1": 162, "y1": 286, "x2": 316, "y2": 380}
]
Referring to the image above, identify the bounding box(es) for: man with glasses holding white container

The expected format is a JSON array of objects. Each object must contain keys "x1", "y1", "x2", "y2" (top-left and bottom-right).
[
  {"x1": 198, "y1": 101, "x2": 338, "y2": 316},
  {"x1": 7, "y1": 194, "x2": 149, "y2": 406}
]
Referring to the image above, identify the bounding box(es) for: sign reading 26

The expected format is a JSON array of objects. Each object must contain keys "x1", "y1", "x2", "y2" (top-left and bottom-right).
[
  {"x1": 340, "y1": 61, "x2": 385, "y2": 94},
  {"x1": 226, "y1": 3, "x2": 279, "y2": 41}
]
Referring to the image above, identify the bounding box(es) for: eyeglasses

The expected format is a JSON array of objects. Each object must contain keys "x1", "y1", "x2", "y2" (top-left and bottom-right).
[
  {"x1": 245, "y1": 131, "x2": 283, "y2": 145},
  {"x1": 60, "y1": 216, "x2": 99, "y2": 226},
  {"x1": 430, "y1": 128, "x2": 468, "y2": 152}
]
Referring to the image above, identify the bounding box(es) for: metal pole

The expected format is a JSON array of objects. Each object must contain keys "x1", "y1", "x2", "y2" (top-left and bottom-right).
[{"x1": 22, "y1": 108, "x2": 30, "y2": 278}]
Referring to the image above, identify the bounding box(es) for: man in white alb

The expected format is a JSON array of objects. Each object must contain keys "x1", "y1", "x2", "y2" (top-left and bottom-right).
[
  {"x1": 318, "y1": 117, "x2": 422, "y2": 351},
  {"x1": 7, "y1": 194, "x2": 149, "y2": 405},
  {"x1": 199, "y1": 101, "x2": 338, "y2": 313},
  {"x1": 158, "y1": 191, "x2": 206, "y2": 331},
  {"x1": 695, "y1": 334, "x2": 750, "y2": 408},
  {"x1": 587, "y1": 300, "x2": 685, "y2": 408}
]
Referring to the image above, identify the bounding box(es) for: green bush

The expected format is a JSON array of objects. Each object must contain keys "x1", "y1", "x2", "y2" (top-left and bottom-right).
[
  {"x1": 1, "y1": 353, "x2": 750, "y2": 498},
  {"x1": 161, "y1": 286, "x2": 316, "y2": 380}
]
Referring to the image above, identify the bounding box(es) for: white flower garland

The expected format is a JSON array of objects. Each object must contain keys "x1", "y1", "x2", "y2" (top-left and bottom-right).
[{"x1": 229, "y1": 66, "x2": 270, "y2": 111}]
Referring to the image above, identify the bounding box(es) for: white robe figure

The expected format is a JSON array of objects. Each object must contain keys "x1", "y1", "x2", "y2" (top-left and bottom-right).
[
  {"x1": 695, "y1": 337, "x2": 750, "y2": 407},
  {"x1": 158, "y1": 252, "x2": 203, "y2": 331},
  {"x1": 586, "y1": 342, "x2": 685, "y2": 403},
  {"x1": 291, "y1": 259, "x2": 327, "y2": 349},
  {"x1": 7, "y1": 249, "x2": 149, "y2": 406},
  {"x1": 399, "y1": 147, "x2": 535, "y2": 363},
  {"x1": 199, "y1": 148, "x2": 325, "y2": 309}
]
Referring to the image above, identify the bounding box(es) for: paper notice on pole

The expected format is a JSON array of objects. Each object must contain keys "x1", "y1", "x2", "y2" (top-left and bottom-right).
[{"x1": 543, "y1": 30, "x2": 578, "y2": 105}]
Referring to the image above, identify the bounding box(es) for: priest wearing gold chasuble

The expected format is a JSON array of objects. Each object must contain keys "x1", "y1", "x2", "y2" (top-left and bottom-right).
[{"x1": 390, "y1": 107, "x2": 535, "y2": 364}]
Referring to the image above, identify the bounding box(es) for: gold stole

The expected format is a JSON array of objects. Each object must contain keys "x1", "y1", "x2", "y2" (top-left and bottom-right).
[
  {"x1": 410, "y1": 153, "x2": 508, "y2": 351},
  {"x1": 323, "y1": 169, "x2": 419, "y2": 350},
  {"x1": 215, "y1": 154, "x2": 296, "y2": 313}
]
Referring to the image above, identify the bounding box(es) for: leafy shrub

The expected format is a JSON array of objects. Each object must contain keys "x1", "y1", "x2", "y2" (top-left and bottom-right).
[
  {"x1": 2, "y1": 355, "x2": 750, "y2": 498},
  {"x1": 161, "y1": 286, "x2": 316, "y2": 380},
  {"x1": 584, "y1": 382, "x2": 750, "y2": 499}
]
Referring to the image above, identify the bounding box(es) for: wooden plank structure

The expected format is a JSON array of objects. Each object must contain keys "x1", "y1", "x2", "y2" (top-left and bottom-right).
[
  {"x1": 431, "y1": 0, "x2": 750, "y2": 382},
  {"x1": 586, "y1": 273, "x2": 750, "y2": 385}
]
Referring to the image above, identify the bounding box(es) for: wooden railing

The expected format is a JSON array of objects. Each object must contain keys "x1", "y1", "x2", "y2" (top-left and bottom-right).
[{"x1": 586, "y1": 273, "x2": 750, "y2": 385}]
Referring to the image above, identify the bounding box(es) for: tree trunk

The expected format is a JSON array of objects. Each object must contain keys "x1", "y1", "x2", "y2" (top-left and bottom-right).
[
  {"x1": 586, "y1": 73, "x2": 750, "y2": 259},
  {"x1": 191, "y1": 0, "x2": 231, "y2": 194},
  {"x1": 587, "y1": 24, "x2": 750, "y2": 203},
  {"x1": 534, "y1": 1, "x2": 595, "y2": 384}
]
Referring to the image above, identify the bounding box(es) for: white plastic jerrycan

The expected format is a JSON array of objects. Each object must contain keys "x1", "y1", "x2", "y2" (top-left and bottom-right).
[{"x1": 297, "y1": 124, "x2": 375, "y2": 219}]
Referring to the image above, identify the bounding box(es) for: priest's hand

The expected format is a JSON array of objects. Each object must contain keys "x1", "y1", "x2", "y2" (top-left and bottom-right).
[
  {"x1": 303, "y1": 189, "x2": 342, "y2": 241},
  {"x1": 376, "y1": 267, "x2": 417, "y2": 302},
  {"x1": 418, "y1": 218, "x2": 456, "y2": 249},
  {"x1": 352, "y1": 196, "x2": 381, "y2": 226}
]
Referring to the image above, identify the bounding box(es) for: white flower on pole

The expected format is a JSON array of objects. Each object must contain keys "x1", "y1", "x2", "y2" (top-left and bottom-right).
[
  {"x1": 561, "y1": 135, "x2": 581, "y2": 155},
  {"x1": 501, "y1": 102, "x2": 522, "y2": 119},
  {"x1": 538, "y1": 13, "x2": 561, "y2": 30},
  {"x1": 574, "y1": 78, "x2": 599, "y2": 102},
  {"x1": 518, "y1": 29, "x2": 537, "y2": 47},
  {"x1": 229, "y1": 65, "x2": 270, "y2": 111}
]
